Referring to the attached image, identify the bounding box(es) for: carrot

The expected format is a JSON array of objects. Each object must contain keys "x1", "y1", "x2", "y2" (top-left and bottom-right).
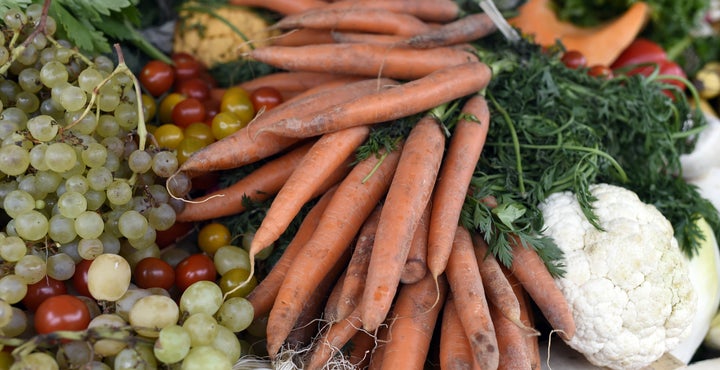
[
  {"x1": 380, "y1": 273, "x2": 448, "y2": 370},
  {"x1": 227, "y1": 0, "x2": 326, "y2": 15},
  {"x1": 509, "y1": 233, "x2": 576, "y2": 340},
  {"x1": 238, "y1": 71, "x2": 357, "y2": 97},
  {"x1": 330, "y1": 31, "x2": 407, "y2": 45},
  {"x1": 427, "y1": 94, "x2": 490, "y2": 281},
  {"x1": 399, "y1": 201, "x2": 430, "y2": 284},
  {"x1": 367, "y1": 325, "x2": 389, "y2": 370},
  {"x1": 323, "y1": 0, "x2": 461, "y2": 23},
  {"x1": 270, "y1": 8, "x2": 432, "y2": 37},
  {"x1": 247, "y1": 125, "x2": 370, "y2": 282},
  {"x1": 360, "y1": 115, "x2": 445, "y2": 332},
  {"x1": 271, "y1": 28, "x2": 336, "y2": 47},
  {"x1": 503, "y1": 266, "x2": 541, "y2": 370},
  {"x1": 347, "y1": 328, "x2": 375, "y2": 369},
  {"x1": 490, "y1": 299, "x2": 532, "y2": 370},
  {"x1": 472, "y1": 233, "x2": 537, "y2": 334},
  {"x1": 246, "y1": 186, "x2": 337, "y2": 319},
  {"x1": 248, "y1": 43, "x2": 479, "y2": 81},
  {"x1": 181, "y1": 77, "x2": 397, "y2": 174},
  {"x1": 266, "y1": 145, "x2": 403, "y2": 358},
  {"x1": 175, "y1": 142, "x2": 313, "y2": 222},
  {"x1": 445, "y1": 226, "x2": 498, "y2": 370},
  {"x1": 334, "y1": 205, "x2": 382, "y2": 321},
  {"x1": 323, "y1": 268, "x2": 348, "y2": 323},
  {"x1": 439, "y1": 294, "x2": 475, "y2": 370},
  {"x1": 255, "y1": 61, "x2": 491, "y2": 139},
  {"x1": 305, "y1": 307, "x2": 363, "y2": 369},
  {"x1": 405, "y1": 13, "x2": 497, "y2": 49}
]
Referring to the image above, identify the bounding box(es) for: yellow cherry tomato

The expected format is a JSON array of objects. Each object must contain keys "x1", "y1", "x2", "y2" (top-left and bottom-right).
[
  {"x1": 211, "y1": 111, "x2": 243, "y2": 140},
  {"x1": 184, "y1": 122, "x2": 215, "y2": 146},
  {"x1": 220, "y1": 87, "x2": 254, "y2": 127},
  {"x1": 198, "y1": 222, "x2": 232, "y2": 256},
  {"x1": 176, "y1": 136, "x2": 206, "y2": 165},
  {"x1": 153, "y1": 123, "x2": 184, "y2": 149},
  {"x1": 218, "y1": 267, "x2": 257, "y2": 298},
  {"x1": 141, "y1": 94, "x2": 157, "y2": 122}
]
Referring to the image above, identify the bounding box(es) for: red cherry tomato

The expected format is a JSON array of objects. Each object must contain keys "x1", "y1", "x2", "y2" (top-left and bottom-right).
[
  {"x1": 176, "y1": 78, "x2": 211, "y2": 101},
  {"x1": 250, "y1": 86, "x2": 283, "y2": 112},
  {"x1": 71, "y1": 258, "x2": 93, "y2": 297},
  {"x1": 172, "y1": 54, "x2": 204, "y2": 82},
  {"x1": 140, "y1": 60, "x2": 175, "y2": 97},
  {"x1": 22, "y1": 277, "x2": 68, "y2": 312},
  {"x1": 175, "y1": 253, "x2": 217, "y2": 291},
  {"x1": 203, "y1": 98, "x2": 221, "y2": 123},
  {"x1": 155, "y1": 221, "x2": 194, "y2": 248},
  {"x1": 588, "y1": 65, "x2": 614, "y2": 79},
  {"x1": 623, "y1": 59, "x2": 687, "y2": 94},
  {"x1": 34, "y1": 294, "x2": 91, "y2": 334},
  {"x1": 610, "y1": 38, "x2": 667, "y2": 70},
  {"x1": 171, "y1": 97, "x2": 206, "y2": 128},
  {"x1": 561, "y1": 50, "x2": 587, "y2": 70},
  {"x1": 134, "y1": 257, "x2": 176, "y2": 291}
]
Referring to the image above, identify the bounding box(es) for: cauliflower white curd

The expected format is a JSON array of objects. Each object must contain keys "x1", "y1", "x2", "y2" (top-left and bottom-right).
[{"x1": 538, "y1": 183, "x2": 697, "y2": 369}]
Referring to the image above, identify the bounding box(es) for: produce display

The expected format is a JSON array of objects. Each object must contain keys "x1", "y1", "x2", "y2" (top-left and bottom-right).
[{"x1": 1, "y1": 0, "x2": 720, "y2": 370}]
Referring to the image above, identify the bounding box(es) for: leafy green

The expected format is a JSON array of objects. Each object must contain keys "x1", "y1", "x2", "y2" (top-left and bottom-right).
[{"x1": 461, "y1": 35, "x2": 719, "y2": 276}]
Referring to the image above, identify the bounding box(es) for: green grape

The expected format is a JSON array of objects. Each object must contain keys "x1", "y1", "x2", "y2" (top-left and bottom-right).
[
  {"x1": 57, "y1": 191, "x2": 87, "y2": 218},
  {"x1": 182, "y1": 312, "x2": 218, "y2": 347},
  {"x1": 87, "y1": 254, "x2": 131, "y2": 302},
  {"x1": 104, "y1": 152, "x2": 121, "y2": 172},
  {"x1": 81, "y1": 142, "x2": 108, "y2": 168},
  {"x1": 87, "y1": 313, "x2": 129, "y2": 357},
  {"x1": 114, "y1": 288, "x2": 151, "y2": 322},
  {"x1": 1, "y1": 107, "x2": 27, "y2": 126},
  {"x1": 118, "y1": 210, "x2": 148, "y2": 239},
  {"x1": 127, "y1": 226, "x2": 156, "y2": 250},
  {"x1": 167, "y1": 171, "x2": 191, "y2": 198},
  {"x1": 213, "y1": 246, "x2": 251, "y2": 276},
  {"x1": 14, "y1": 210, "x2": 49, "y2": 241},
  {"x1": 216, "y1": 297, "x2": 254, "y2": 333},
  {"x1": 39, "y1": 98, "x2": 64, "y2": 121},
  {"x1": 147, "y1": 184, "x2": 170, "y2": 204},
  {"x1": 10, "y1": 351, "x2": 59, "y2": 370},
  {"x1": 77, "y1": 238, "x2": 104, "y2": 260},
  {"x1": 115, "y1": 102, "x2": 138, "y2": 130},
  {"x1": 102, "y1": 135, "x2": 124, "y2": 157},
  {"x1": 26, "y1": 115, "x2": 58, "y2": 142},
  {"x1": 128, "y1": 149, "x2": 152, "y2": 174},
  {"x1": 97, "y1": 84, "x2": 121, "y2": 112},
  {"x1": 25, "y1": 3, "x2": 43, "y2": 22},
  {"x1": 0, "y1": 299, "x2": 13, "y2": 328},
  {"x1": 17, "y1": 67, "x2": 42, "y2": 93},
  {"x1": 0, "y1": 144, "x2": 30, "y2": 176},
  {"x1": 64, "y1": 175, "x2": 89, "y2": 194},
  {"x1": 50, "y1": 82, "x2": 71, "y2": 106},
  {"x1": 154, "y1": 324, "x2": 192, "y2": 365},
  {"x1": 147, "y1": 203, "x2": 176, "y2": 231},
  {"x1": 3, "y1": 190, "x2": 35, "y2": 218},
  {"x1": 59, "y1": 240, "x2": 81, "y2": 263},
  {"x1": 74, "y1": 211, "x2": 104, "y2": 239},
  {"x1": 29, "y1": 143, "x2": 49, "y2": 171},
  {"x1": 15, "y1": 91, "x2": 39, "y2": 113},
  {"x1": 151, "y1": 151, "x2": 178, "y2": 178},
  {"x1": 95, "y1": 114, "x2": 120, "y2": 138},
  {"x1": 0, "y1": 46, "x2": 8, "y2": 66},
  {"x1": 114, "y1": 347, "x2": 156, "y2": 370},
  {"x1": 0, "y1": 120, "x2": 19, "y2": 140},
  {"x1": 46, "y1": 252, "x2": 76, "y2": 281},
  {"x1": 77, "y1": 68, "x2": 104, "y2": 93},
  {"x1": 3, "y1": 8, "x2": 27, "y2": 31},
  {"x1": 180, "y1": 281, "x2": 223, "y2": 316},
  {"x1": 0, "y1": 274, "x2": 27, "y2": 304},
  {"x1": 94, "y1": 55, "x2": 115, "y2": 73},
  {"x1": 60, "y1": 85, "x2": 88, "y2": 112},
  {"x1": 0, "y1": 236, "x2": 27, "y2": 262},
  {"x1": 2, "y1": 307, "x2": 27, "y2": 337},
  {"x1": 181, "y1": 346, "x2": 231, "y2": 370},
  {"x1": 44, "y1": 142, "x2": 77, "y2": 173},
  {"x1": 48, "y1": 214, "x2": 77, "y2": 244},
  {"x1": 212, "y1": 325, "x2": 242, "y2": 363},
  {"x1": 56, "y1": 340, "x2": 93, "y2": 369},
  {"x1": 35, "y1": 170, "x2": 62, "y2": 194},
  {"x1": 16, "y1": 44, "x2": 38, "y2": 66},
  {"x1": 84, "y1": 189, "x2": 106, "y2": 211},
  {"x1": 65, "y1": 110, "x2": 97, "y2": 135},
  {"x1": 53, "y1": 44, "x2": 73, "y2": 64},
  {"x1": 14, "y1": 254, "x2": 46, "y2": 284},
  {"x1": 106, "y1": 179, "x2": 132, "y2": 206},
  {"x1": 40, "y1": 60, "x2": 69, "y2": 89},
  {"x1": 129, "y1": 294, "x2": 180, "y2": 338}
]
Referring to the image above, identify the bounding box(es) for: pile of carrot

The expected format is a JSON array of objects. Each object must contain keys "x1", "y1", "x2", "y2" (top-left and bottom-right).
[{"x1": 175, "y1": 0, "x2": 577, "y2": 368}]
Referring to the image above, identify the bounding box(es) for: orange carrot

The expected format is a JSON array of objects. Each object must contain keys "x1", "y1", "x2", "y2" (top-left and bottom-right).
[
  {"x1": 334, "y1": 205, "x2": 382, "y2": 321},
  {"x1": 400, "y1": 201, "x2": 430, "y2": 284},
  {"x1": 266, "y1": 145, "x2": 403, "y2": 357},
  {"x1": 509, "y1": 233, "x2": 576, "y2": 340},
  {"x1": 248, "y1": 43, "x2": 478, "y2": 81},
  {"x1": 330, "y1": 31, "x2": 407, "y2": 45},
  {"x1": 427, "y1": 94, "x2": 490, "y2": 281},
  {"x1": 380, "y1": 273, "x2": 448, "y2": 369},
  {"x1": 490, "y1": 299, "x2": 532, "y2": 370},
  {"x1": 270, "y1": 8, "x2": 432, "y2": 36},
  {"x1": 238, "y1": 71, "x2": 357, "y2": 96},
  {"x1": 347, "y1": 329, "x2": 375, "y2": 369},
  {"x1": 228, "y1": 0, "x2": 326, "y2": 15},
  {"x1": 439, "y1": 294, "x2": 475, "y2": 370},
  {"x1": 181, "y1": 77, "x2": 397, "y2": 174},
  {"x1": 271, "y1": 28, "x2": 336, "y2": 47},
  {"x1": 247, "y1": 125, "x2": 370, "y2": 281},
  {"x1": 445, "y1": 227, "x2": 498, "y2": 370},
  {"x1": 405, "y1": 13, "x2": 497, "y2": 49},
  {"x1": 175, "y1": 142, "x2": 314, "y2": 222},
  {"x1": 255, "y1": 61, "x2": 491, "y2": 139},
  {"x1": 305, "y1": 307, "x2": 363, "y2": 369},
  {"x1": 324, "y1": 0, "x2": 461, "y2": 23},
  {"x1": 503, "y1": 266, "x2": 541, "y2": 370},
  {"x1": 246, "y1": 186, "x2": 338, "y2": 319},
  {"x1": 367, "y1": 325, "x2": 389, "y2": 370},
  {"x1": 323, "y1": 267, "x2": 348, "y2": 323},
  {"x1": 360, "y1": 116, "x2": 445, "y2": 332}
]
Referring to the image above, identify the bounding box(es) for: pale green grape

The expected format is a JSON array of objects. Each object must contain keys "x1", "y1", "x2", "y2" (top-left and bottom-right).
[
  {"x1": 2, "y1": 306, "x2": 26, "y2": 337},
  {"x1": 17, "y1": 67, "x2": 41, "y2": 93},
  {"x1": 181, "y1": 346, "x2": 231, "y2": 370},
  {"x1": 40, "y1": 60, "x2": 68, "y2": 88},
  {"x1": 48, "y1": 214, "x2": 77, "y2": 244},
  {"x1": 77, "y1": 68, "x2": 104, "y2": 93},
  {"x1": 106, "y1": 180, "x2": 132, "y2": 206},
  {"x1": 65, "y1": 110, "x2": 97, "y2": 135},
  {"x1": 128, "y1": 150, "x2": 152, "y2": 174},
  {"x1": 1, "y1": 107, "x2": 28, "y2": 125},
  {"x1": 0, "y1": 236, "x2": 27, "y2": 262},
  {"x1": 0, "y1": 120, "x2": 19, "y2": 140},
  {"x1": 44, "y1": 142, "x2": 77, "y2": 173},
  {"x1": 29, "y1": 143, "x2": 49, "y2": 171},
  {"x1": 87, "y1": 313, "x2": 129, "y2": 357},
  {"x1": 95, "y1": 115, "x2": 120, "y2": 138},
  {"x1": 50, "y1": 82, "x2": 71, "y2": 106},
  {"x1": 60, "y1": 85, "x2": 87, "y2": 112},
  {"x1": 86, "y1": 167, "x2": 112, "y2": 192},
  {"x1": 15, "y1": 91, "x2": 40, "y2": 113},
  {"x1": 213, "y1": 246, "x2": 251, "y2": 276},
  {"x1": 212, "y1": 325, "x2": 242, "y2": 363},
  {"x1": 147, "y1": 184, "x2": 170, "y2": 204},
  {"x1": 180, "y1": 281, "x2": 223, "y2": 316},
  {"x1": 26, "y1": 115, "x2": 58, "y2": 142},
  {"x1": 56, "y1": 341, "x2": 93, "y2": 369},
  {"x1": 147, "y1": 203, "x2": 176, "y2": 231},
  {"x1": 35, "y1": 171, "x2": 62, "y2": 194},
  {"x1": 182, "y1": 312, "x2": 218, "y2": 347},
  {"x1": 10, "y1": 351, "x2": 59, "y2": 370},
  {"x1": 64, "y1": 175, "x2": 89, "y2": 194},
  {"x1": 3, "y1": 190, "x2": 34, "y2": 218},
  {"x1": 87, "y1": 254, "x2": 131, "y2": 301},
  {"x1": 81, "y1": 142, "x2": 108, "y2": 168},
  {"x1": 127, "y1": 226, "x2": 156, "y2": 250},
  {"x1": 216, "y1": 297, "x2": 254, "y2": 333},
  {"x1": 0, "y1": 275, "x2": 27, "y2": 304},
  {"x1": 84, "y1": 189, "x2": 106, "y2": 211},
  {"x1": 128, "y1": 294, "x2": 179, "y2": 338},
  {"x1": 0, "y1": 144, "x2": 30, "y2": 176},
  {"x1": 99, "y1": 232, "x2": 121, "y2": 255},
  {"x1": 74, "y1": 211, "x2": 104, "y2": 239},
  {"x1": 118, "y1": 210, "x2": 148, "y2": 239},
  {"x1": 0, "y1": 298, "x2": 12, "y2": 328},
  {"x1": 3, "y1": 8, "x2": 26, "y2": 31},
  {"x1": 16, "y1": 43, "x2": 38, "y2": 66},
  {"x1": 14, "y1": 210, "x2": 49, "y2": 241},
  {"x1": 154, "y1": 324, "x2": 191, "y2": 365},
  {"x1": 77, "y1": 238, "x2": 104, "y2": 260},
  {"x1": 14, "y1": 254, "x2": 46, "y2": 284},
  {"x1": 114, "y1": 347, "x2": 156, "y2": 370},
  {"x1": 151, "y1": 151, "x2": 178, "y2": 178},
  {"x1": 46, "y1": 252, "x2": 75, "y2": 281},
  {"x1": 122, "y1": 243, "x2": 161, "y2": 269},
  {"x1": 98, "y1": 84, "x2": 121, "y2": 112},
  {"x1": 114, "y1": 288, "x2": 151, "y2": 322},
  {"x1": 57, "y1": 191, "x2": 87, "y2": 218}
]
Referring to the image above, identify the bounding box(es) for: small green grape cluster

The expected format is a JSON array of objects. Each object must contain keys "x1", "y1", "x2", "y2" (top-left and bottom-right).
[{"x1": 0, "y1": 2, "x2": 183, "y2": 332}]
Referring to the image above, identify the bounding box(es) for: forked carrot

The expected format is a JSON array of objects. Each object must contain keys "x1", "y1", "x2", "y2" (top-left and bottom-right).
[
  {"x1": 405, "y1": 13, "x2": 497, "y2": 49},
  {"x1": 427, "y1": 94, "x2": 490, "y2": 281},
  {"x1": 175, "y1": 142, "x2": 313, "y2": 222},
  {"x1": 509, "y1": 233, "x2": 576, "y2": 340},
  {"x1": 266, "y1": 145, "x2": 403, "y2": 358},
  {"x1": 380, "y1": 273, "x2": 448, "y2": 369},
  {"x1": 439, "y1": 294, "x2": 475, "y2": 370},
  {"x1": 400, "y1": 201, "x2": 430, "y2": 284},
  {"x1": 330, "y1": 31, "x2": 407, "y2": 45},
  {"x1": 360, "y1": 116, "x2": 445, "y2": 332},
  {"x1": 503, "y1": 266, "x2": 541, "y2": 370},
  {"x1": 490, "y1": 299, "x2": 532, "y2": 370},
  {"x1": 445, "y1": 227, "x2": 498, "y2": 370},
  {"x1": 246, "y1": 186, "x2": 337, "y2": 319},
  {"x1": 472, "y1": 233, "x2": 537, "y2": 334},
  {"x1": 271, "y1": 29, "x2": 336, "y2": 47},
  {"x1": 247, "y1": 125, "x2": 370, "y2": 282},
  {"x1": 182, "y1": 77, "x2": 397, "y2": 174},
  {"x1": 228, "y1": 0, "x2": 326, "y2": 15},
  {"x1": 270, "y1": 8, "x2": 432, "y2": 36},
  {"x1": 248, "y1": 44, "x2": 478, "y2": 81},
  {"x1": 255, "y1": 62, "x2": 492, "y2": 139},
  {"x1": 323, "y1": 0, "x2": 461, "y2": 22},
  {"x1": 305, "y1": 307, "x2": 363, "y2": 369},
  {"x1": 334, "y1": 205, "x2": 382, "y2": 321}
]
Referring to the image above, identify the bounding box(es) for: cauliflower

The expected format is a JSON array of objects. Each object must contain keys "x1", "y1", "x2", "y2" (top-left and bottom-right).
[{"x1": 538, "y1": 183, "x2": 697, "y2": 369}]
